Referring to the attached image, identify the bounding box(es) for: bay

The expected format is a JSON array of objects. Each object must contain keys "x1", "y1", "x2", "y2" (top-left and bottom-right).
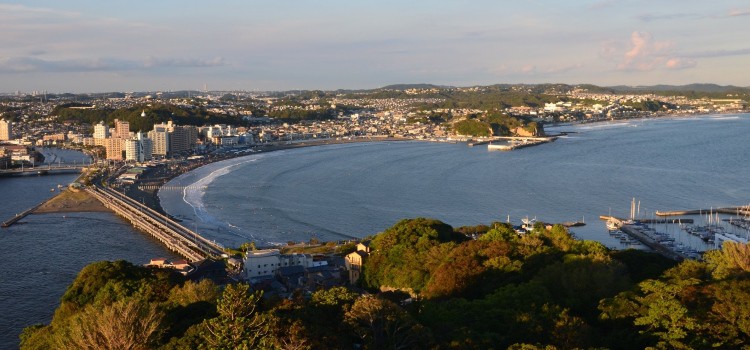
[{"x1": 160, "y1": 114, "x2": 750, "y2": 252}]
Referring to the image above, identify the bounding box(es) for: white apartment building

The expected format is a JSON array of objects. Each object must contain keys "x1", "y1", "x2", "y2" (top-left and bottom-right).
[
  {"x1": 124, "y1": 132, "x2": 153, "y2": 163},
  {"x1": 148, "y1": 121, "x2": 197, "y2": 157},
  {"x1": 93, "y1": 121, "x2": 110, "y2": 139},
  {"x1": 243, "y1": 249, "x2": 327, "y2": 281}
]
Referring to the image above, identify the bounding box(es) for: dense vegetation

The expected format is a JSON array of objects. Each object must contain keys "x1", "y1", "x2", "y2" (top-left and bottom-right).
[
  {"x1": 20, "y1": 219, "x2": 750, "y2": 349},
  {"x1": 51, "y1": 103, "x2": 246, "y2": 132}
]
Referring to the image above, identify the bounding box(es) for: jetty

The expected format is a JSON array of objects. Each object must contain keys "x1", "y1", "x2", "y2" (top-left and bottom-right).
[
  {"x1": 656, "y1": 206, "x2": 750, "y2": 216},
  {"x1": 85, "y1": 186, "x2": 225, "y2": 262},
  {"x1": 600, "y1": 216, "x2": 685, "y2": 261},
  {"x1": 487, "y1": 136, "x2": 556, "y2": 151},
  {"x1": 1, "y1": 202, "x2": 44, "y2": 228}
]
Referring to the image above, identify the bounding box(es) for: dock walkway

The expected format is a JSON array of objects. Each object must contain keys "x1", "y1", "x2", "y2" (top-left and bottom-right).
[{"x1": 600, "y1": 216, "x2": 686, "y2": 261}]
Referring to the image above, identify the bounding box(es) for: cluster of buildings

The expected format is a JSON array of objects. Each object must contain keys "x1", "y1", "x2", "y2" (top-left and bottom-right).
[
  {"x1": 89, "y1": 119, "x2": 197, "y2": 162},
  {"x1": 0, "y1": 119, "x2": 42, "y2": 168}
]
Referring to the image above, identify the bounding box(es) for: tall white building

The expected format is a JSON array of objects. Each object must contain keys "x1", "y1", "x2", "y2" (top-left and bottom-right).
[
  {"x1": 148, "y1": 124, "x2": 171, "y2": 157},
  {"x1": 148, "y1": 121, "x2": 197, "y2": 157},
  {"x1": 93, "y1": 121, "x2": 110, "y2": 139},
  {"x1": 0, "y1": 119, "x2": 12, "y2": 141},
  {"x1": 124, "y1": 132, "x2": 153, "y2": 163}
]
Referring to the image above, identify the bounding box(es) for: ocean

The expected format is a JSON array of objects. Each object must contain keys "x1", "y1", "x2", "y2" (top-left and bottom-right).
[
  {"x1": 3, "y1": 115, "x2": 750, "y2": 348},
  {"x1": 0, "y1": 149, "x2": 177, "y2": 349},
  {"x1": 159, "y1": 114, "x2": 750, "y2": 252}
]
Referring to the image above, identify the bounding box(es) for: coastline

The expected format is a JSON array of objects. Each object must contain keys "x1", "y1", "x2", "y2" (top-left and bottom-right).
[
  {"x1": 129, "y1": 137, "x2": 413, "y2": 217},
  {"x1": 142, "y1": 112, "x2": 747, "y2": 221},
  {"x1": 35, "y1": 112, "x2": 747, "y2": 225}
]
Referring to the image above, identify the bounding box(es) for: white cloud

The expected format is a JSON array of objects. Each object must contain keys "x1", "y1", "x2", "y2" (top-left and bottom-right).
[
  {"x1": 0, "y1": 56, "x2": 225, "y2": 73},
  {"x1": 728, "y1": 8, "x2": 750, "y2": 17},
  {"x1": 612, "y1": 32, "x2": 695, "y2": 71}
]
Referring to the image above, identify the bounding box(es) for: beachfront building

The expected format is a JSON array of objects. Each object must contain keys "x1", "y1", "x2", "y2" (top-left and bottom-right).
[
  {"x1": 148, "y1": 121, "x2": 197, "y2": 158},
  {"x1": 0, "y1": 119, "x2": 12, "y2": 141},
  {"x1": 149, "y1": 124, "x2": 170, "y2": 157},
  {"x1": 124, "y1": 132, "x2": 153, "y2": 163}
]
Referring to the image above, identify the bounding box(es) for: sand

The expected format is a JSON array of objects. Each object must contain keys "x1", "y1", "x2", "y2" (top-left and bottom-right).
[{"x1": 34, "y1": 189, "x2": 110, "y2": 213}]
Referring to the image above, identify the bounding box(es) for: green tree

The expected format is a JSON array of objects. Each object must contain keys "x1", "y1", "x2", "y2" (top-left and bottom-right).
[
  {"x1": 344, "y1": 295, "x2": 430, "y2": 349},
  {"x1": 56, "y1": 297, "x2": 164, "y2": 350},
  {"x1": 201, "y1": 284, "x2": 272, "y2": 350}
]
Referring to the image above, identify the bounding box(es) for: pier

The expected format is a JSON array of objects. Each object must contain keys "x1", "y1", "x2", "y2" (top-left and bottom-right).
[
  {"x1": 1, "y1": 202, "x2": 44, "y2": 228},
  {"x1": 86, "y1": 186, "x2": 225, "y2": 261},
  {"x1": 600, "y1": 216, "x2": 687, "y2": 261}
]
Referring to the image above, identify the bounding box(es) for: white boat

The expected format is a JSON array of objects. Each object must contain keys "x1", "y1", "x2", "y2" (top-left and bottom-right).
[{"x1": 606, "y1": 220, "x2": 618, "y2": 231}]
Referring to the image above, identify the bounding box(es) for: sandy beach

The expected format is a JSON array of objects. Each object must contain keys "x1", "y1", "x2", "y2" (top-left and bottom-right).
[
  {"x1": 34, "y1": 188, "x2": 109, "y2": 213},
  {"x1": 34, "y1": 137, "x2": 412, "y2": 216}
]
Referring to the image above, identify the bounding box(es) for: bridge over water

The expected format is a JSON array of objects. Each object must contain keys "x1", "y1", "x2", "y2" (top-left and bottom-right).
[
  {"x1": 0, "y1": 164, "x2": 87, "y2": 177},
  {"x1": 86, "y1": 186, "x2": 225, "y2": 261}
]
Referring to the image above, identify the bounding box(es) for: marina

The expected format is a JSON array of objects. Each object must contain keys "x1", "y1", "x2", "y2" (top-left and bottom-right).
[{"x1": 601, "y1": 199, "x2": 750, "y2": 260}]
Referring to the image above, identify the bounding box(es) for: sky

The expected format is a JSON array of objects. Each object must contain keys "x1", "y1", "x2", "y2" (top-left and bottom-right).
[{"x1": 1, "y1": 0, "x2": 749, "y2": 92}]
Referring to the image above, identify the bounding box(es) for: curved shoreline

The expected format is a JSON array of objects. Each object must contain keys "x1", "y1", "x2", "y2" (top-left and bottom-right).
[
  {"x1": 142, "y1": 137, "x2": 411, "y2": 216},
  {"x1": 148, "y1": 112, "x2": 748, "y2": 245}
]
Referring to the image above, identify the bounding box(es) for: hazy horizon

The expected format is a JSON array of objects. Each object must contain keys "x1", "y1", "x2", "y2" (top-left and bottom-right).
[{"x1": 2, "y1": 1, "x2": 749, "y2": 92}]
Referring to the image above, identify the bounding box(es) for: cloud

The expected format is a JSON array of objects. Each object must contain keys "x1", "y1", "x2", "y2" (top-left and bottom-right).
[
  {"x1": 728, "y1": 8, "x2": 750, "y2": 17},
  {"x1": 686, "y1": 47, "x2": 750, "y2": 58},
  {"x1": 636, "y1": 13, "x2": 701, "y2": 22},
  {"x1": 0, "y1": 56, "x2": 226, "y2": 73},
  {"x1": 613, "y1": 31, "x2": 695, "y2": 71},
  {"x1": 143, "y1": 57, "x2": 226, "y2": 68}
]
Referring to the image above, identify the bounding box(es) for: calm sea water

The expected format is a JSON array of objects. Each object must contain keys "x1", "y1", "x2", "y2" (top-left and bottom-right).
[
  {"x1": 0, "y1": 149, "x2": 177, "y2": 349},
  {"x1": 160, "y1": 114, "x2": 750, "y2": 252}
]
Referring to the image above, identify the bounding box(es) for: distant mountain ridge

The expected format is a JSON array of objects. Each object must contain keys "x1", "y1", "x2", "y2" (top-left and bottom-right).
[
  {"x1": 380, "y1": 83, "x2": 452, "y2": 90},
  {"x1": 606, "y1": 83, "x2": 750, "y2": 93}
]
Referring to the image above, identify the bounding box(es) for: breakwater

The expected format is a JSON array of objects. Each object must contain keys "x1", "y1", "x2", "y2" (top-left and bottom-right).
[
  {"x1": 1, "y1": 202, "x2": 44, "y2": 228},
  {"x1": 656, "y1": 206, "x2": 750, "y2": 216}
]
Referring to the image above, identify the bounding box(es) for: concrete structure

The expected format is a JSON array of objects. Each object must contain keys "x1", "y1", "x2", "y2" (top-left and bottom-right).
[
  {"x1": 0, "y1": 119, "x2": 12, "y2": 141},
  {"x1": 93, "y1": 121, "x2": 110, "y2": 139},
  {"x1": 148, "y1": 123, "x2": 170, "y2": 157},
  {"x1": 112, "y1": 119, "x2": 131, "y2": 139},
  {"x1": 243, "y1": 249, "x2": 327, "y2": 281},
  {"x1": 124, "y1": 132, "x2": 153, "y2": 163},
  {"x1": 148, "y1": 121, "x2": 197, "y2": 157},
  {"x1": 104, "y1": 137, "x2": 125, "y2": 160},
  {"x1": 245, "y1": 249, "x2": 283, "y2": 280}
]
